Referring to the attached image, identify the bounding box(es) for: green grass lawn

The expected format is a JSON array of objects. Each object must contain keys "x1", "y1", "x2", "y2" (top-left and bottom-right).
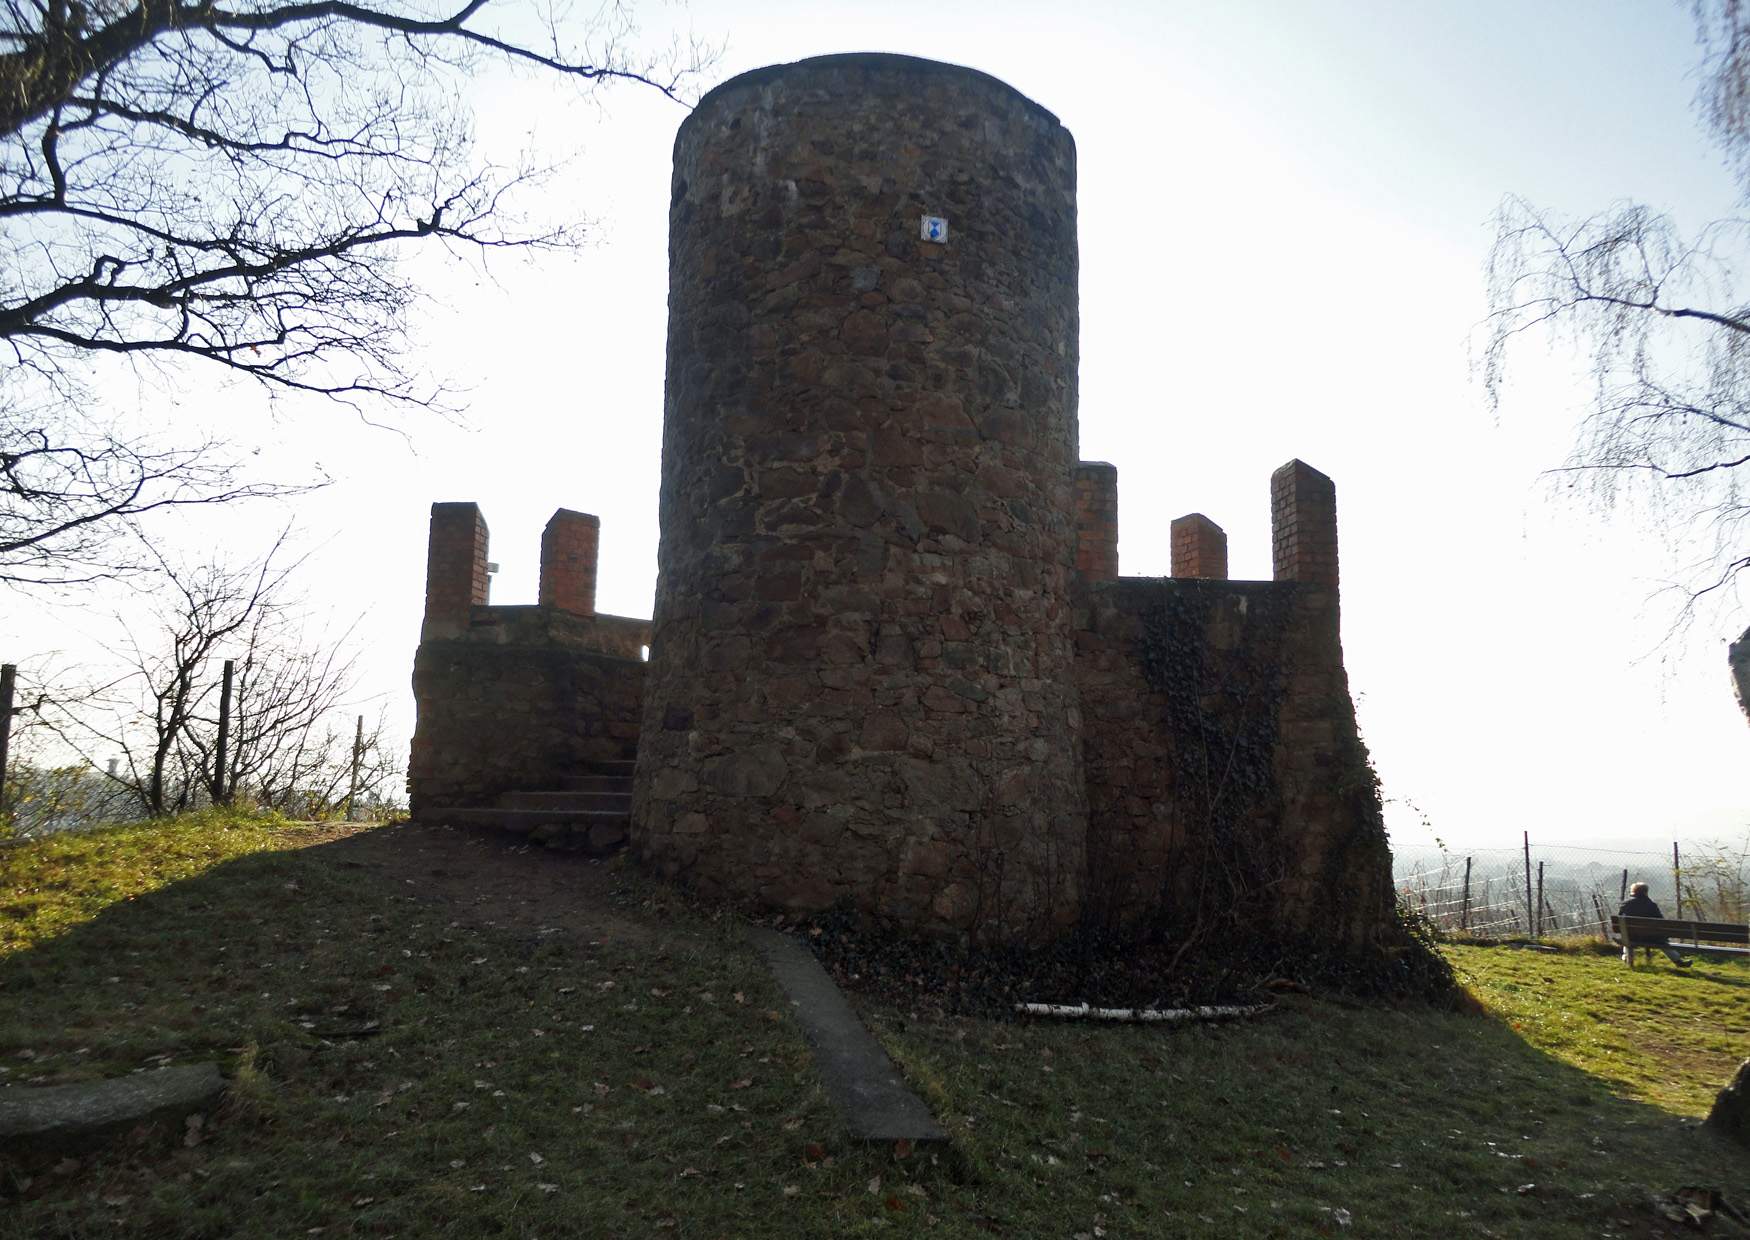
[
  {"x1": 1, "y1": 815, "x2": 1745, "y2": 1238},
  {"x1": 1449, "y1": 940, "x2": 1750, "y2": 1117}
]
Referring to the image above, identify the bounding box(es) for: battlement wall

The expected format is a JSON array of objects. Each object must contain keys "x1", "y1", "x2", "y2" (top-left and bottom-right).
[
  {"x1": 409, "y1": 504, "x2": 649, "y2": 814},
  {"x1": 1073, "y1": 460, "x2": 1389, "y2": 942}
]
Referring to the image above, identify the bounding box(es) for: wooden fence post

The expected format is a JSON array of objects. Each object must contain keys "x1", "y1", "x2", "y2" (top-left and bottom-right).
[
  {"x1": 1461, "y1": 856, "x2": 1472, "y2": 933},
  {"x1": 1523, "y1": 831, "x2": 1534, "y2": 937},
  {"x1": 1620, "y1": 868, "x2": 1628, "y2": 902},
  {"x1": 1536, "y1": 860, "x2": 1545, "y2": 938},
  {"x1": 213, "y1": 659, "x2": 234, "y2": 806},
  {"x1": 1672, "y1": 842, "x2": 1683, "y2": 920},
  {"x1": 345, "y1": 715, "x2": 364, "y2": 821},
  {"x1": 0, "y1": 664, "x2": 14, "y2": 823}
]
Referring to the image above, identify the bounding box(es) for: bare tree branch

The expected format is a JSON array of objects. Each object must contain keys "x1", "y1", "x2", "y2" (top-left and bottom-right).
[
  {"x1": 0, "y1": 0, "x2": 713, "y2": 587},
  {"x1": 1, "y1": 410, "x2": 315, "y2": 586},
  {"x1": 1479, "y1": 4, "x2": 1750, "y2": 656},
  {"x1": 1482, "y1": 194, "x2": 1750, "y2": 627}
]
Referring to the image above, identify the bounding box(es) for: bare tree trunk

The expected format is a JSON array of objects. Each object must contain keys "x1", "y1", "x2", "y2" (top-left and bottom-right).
[{"x1": 1732, "y1": 625, "x2": 1749, "y2": 725}]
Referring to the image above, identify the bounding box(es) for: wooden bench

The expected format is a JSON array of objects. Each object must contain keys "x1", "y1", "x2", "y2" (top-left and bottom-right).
[{"x1": 1609, "y1": 915, "x2": 1750, "y2": 965}]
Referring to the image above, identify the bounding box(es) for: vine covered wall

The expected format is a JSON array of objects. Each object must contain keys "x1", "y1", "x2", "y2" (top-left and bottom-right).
[{"x1": 1075, "y1": 577, "x2": 1393, "y2": 945}]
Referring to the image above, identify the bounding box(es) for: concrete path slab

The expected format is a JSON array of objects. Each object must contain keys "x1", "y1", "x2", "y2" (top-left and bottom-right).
[
  {"x1": 750, "y1": 928, "x2": 946, "y2": 1144},
  {"x1": 0, "y1": 1063, "x2": 224, "y2": 1154}
]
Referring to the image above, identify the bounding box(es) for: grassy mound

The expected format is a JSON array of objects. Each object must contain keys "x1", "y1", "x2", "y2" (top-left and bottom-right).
[{"x1": 0, "y1": 814, "x2": 1743, "y2": 1238}]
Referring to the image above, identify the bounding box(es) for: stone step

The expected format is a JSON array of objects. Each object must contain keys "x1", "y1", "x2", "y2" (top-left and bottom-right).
[
  {"x1": 440, "y1": 807, "x2": 627, "y2": 832},
  {"x1": 579, "y1": 758, "x2": 637, "y2": 778},
  {"x1": 499, "y1": 790, "x2": 632, "y2": 812},
  {"x1": 437, "y1": 807, "x2": 629, "y2": 855},
  {"x1": 559, "y1": 774, "x2": 635, "y2": 794}
]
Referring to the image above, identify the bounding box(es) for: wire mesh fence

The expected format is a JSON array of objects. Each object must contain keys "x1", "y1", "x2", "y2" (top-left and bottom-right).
[{"x1": 1394, "y1": 835, "x2": 1749, "y2": 939}]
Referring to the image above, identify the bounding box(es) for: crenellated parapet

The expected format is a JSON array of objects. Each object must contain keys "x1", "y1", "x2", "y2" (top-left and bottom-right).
[
  {"x1": 410, "y1": 504, "x2": 650, "y2": 816},
  {"x1": 422, "y1": 502, "x2": 491, "y2": 639},
  {"x1": 1169, "y1": 513, "x2": 1228, "y2": 580},
  {"x1": 1071, "y1": 459, "x2": 1385, "y2": 942},
  {"x1": 1074, "y1": 462, "x2": 1120, "y2": 582},
  {"x1": 538, "y1": 509, "x2": 601, "y2": 618},
  {"x1": 1271, "y1": 459, "x2": 1339, "y2": 590}
]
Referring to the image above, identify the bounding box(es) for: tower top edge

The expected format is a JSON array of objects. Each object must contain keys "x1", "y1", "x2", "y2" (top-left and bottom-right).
[{"x1": 683, "y1": 53, "x2": 1065, "y2": 133}]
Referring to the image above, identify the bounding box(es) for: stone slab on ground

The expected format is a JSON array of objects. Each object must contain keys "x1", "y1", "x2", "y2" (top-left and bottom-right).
[
  {"x1": 0, "y1": 1063, "x2": 225, "y2": 1154},
  {"x1": 750, "y1": 928, "x2": 946, "y2": 1145}
]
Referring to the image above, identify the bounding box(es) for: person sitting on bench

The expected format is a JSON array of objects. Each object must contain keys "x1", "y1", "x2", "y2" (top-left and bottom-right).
[{"x1": 1618, "y1": 882, "x2": 1692, "y2": 967}]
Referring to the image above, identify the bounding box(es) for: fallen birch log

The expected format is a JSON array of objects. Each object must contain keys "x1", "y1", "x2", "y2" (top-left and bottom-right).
[{"x1": 1015, "y1": 1002, "x2": 1271, "y2": 1024}]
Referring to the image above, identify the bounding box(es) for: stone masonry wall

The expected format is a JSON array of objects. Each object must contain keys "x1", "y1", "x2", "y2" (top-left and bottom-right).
[
  {"x1": 635, "y1": 53, "x2": 1087, "y2": 940},
  {"x1": 409, "y1": 606, "x2": 646, "y2": 814},
  {"x1": 1074, "y1": 577, "x2": 1393, "y2": 943},
  {"x1": 1073, "y1": 460, "x2": 1391, "y2": 944}
]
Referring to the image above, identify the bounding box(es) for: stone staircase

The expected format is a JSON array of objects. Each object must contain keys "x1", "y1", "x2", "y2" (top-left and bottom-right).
[{"x1": 436, "y1": 758, "x2": 633, "y2": 854}]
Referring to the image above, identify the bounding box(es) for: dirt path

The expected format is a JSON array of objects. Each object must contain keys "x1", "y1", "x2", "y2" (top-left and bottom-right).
[{"x1": 293, "y1": 821, "x2": 667, "y2": 945}]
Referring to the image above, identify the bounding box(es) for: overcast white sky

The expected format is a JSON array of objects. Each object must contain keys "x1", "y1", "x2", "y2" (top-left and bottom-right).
[{"x1": 7, "y1": 0, "x2": 1746, "y2": 852}]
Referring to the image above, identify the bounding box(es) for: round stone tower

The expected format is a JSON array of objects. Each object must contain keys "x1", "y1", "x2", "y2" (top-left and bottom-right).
[{"x1": 634, "y1": 53, "x2": 1085, "y2": 940}]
